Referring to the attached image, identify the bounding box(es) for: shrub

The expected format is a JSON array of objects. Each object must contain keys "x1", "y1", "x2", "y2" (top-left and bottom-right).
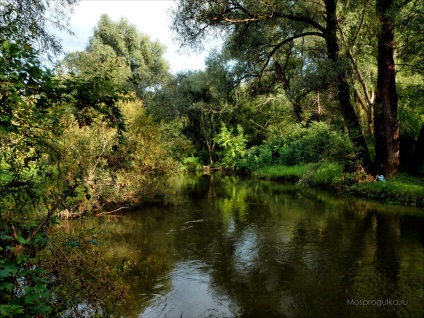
[
  {"x1": 309, "y1": 162, "x2": 344, "y2": 188},
  {"x1": 237, "y1": 122, "x2": 356, "y2": 173},
  {"x1": 182, "y1": 156, "x2": 203, "y2": 171},
  {"x1": 253, "y1": 164, "x2": 312, "y2": 181},
  {"x1": 215, "y1": 124, "x2": 247, "y2": 169},
  {"x1": 277, "y1": 122, "x2": 355, "y2": 165}
]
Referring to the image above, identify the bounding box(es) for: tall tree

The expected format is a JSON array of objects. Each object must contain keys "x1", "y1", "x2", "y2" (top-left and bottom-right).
[
  {"x1": 171, "y1": 0, "x2": 372, "y2": 168},
  {"x1": 374, "y1": 0, "x2": 400, "y2": 175},
  {"x1": 60, "y1": 14, "x2": 170, "y2": 99},
  {"x1": 151, "y1": 52, "x2": 237, "y2": 164}
]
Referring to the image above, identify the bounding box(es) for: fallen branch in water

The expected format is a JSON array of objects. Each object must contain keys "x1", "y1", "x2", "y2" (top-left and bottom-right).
[
  {"x1": 95, "y1": 206, "x2": 130, "y2": 217},
  {"x1": 27, "y1": 183, "x2": 79, "y2": 241}
]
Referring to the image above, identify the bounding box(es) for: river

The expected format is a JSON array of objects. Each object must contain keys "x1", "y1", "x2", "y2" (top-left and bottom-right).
[{"x1": 85, "y1": 173, "x2": 424, "y2": 317}]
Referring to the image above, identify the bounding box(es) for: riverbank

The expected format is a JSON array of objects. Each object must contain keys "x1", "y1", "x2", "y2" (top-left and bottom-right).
[{"x1": 252, "y1": 163, "x2": 424, "y2": 207}]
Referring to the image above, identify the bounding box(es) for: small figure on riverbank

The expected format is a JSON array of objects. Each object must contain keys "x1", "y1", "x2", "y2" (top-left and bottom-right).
[{"x1": 376, "y1": 174, "x2": 386, "y2": 182}]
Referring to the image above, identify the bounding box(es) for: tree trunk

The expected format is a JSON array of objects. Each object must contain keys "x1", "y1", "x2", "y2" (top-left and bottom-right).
[
  {"x1": 206, "y1": 140, "x2": 214, "y2": 165},
  {"x1": 324, "y1": 0, "x2": 372, "y2": 170},
  {"x1": 374, "y1": 0, "x2": 400, "y2": 176}
]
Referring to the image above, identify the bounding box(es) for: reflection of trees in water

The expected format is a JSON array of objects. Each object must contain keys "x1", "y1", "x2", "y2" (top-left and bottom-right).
[
  {"x1": 83, "y1": 174, "x2": 424, "y2": 317},
  {"x1": 172, "y1": 175, "x2": 424, "y2": 317}
]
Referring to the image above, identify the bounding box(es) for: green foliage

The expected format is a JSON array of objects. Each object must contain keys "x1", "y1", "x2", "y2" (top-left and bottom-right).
[
  {"x1": 59, "y1": 14, "x2": 171, "y2": 99},
  {"x1": 0, "y1": 33, "x2": 139, "y2": 316},
  {"x1": 277, "y1": 122, "x2": 355, "y2": 165},
  {"x1": 397, "y1": 79, "x2": 424, "y2": 138},
  {"x1": 0, "y1": 230, "x2": 53, "y2": 317},
  {"x1": 215, "y1": 124, "x2": 247, "y2": 169},
  {"x1": 182, "y1": 157, "x2": 203, "y2": 171},
  {"x1": 252, "y1": 164, "x2": 312, "y2": 181},
  {"x1": 252, "y1": 162, "x2": 344, "y2": 189},
  {"x1": 150, "y1": 52, "x2": 237, "y2": 164},
  {"x1": 397, "y1": 0, "x2": 424, "y2": 76},
  {"x1": 299, "y1": 162, "x2": 344, "y2": 188},
  {"x1": 0, "y1": 0, "x2": 77, "y2": 57},
  {"x1": 347, "y1": 174, "x2": 424, "y2": 206},
  {"x1": 237, "y1": 122, "x2": 356, "y2": 173}
]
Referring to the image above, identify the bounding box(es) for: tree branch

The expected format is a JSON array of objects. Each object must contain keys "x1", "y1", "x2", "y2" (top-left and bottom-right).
[
  {"x1": 259, "y1": 32, "x2": 324, "y2": 77},
  {"x1": 95, "y1": 206, "x2": 130, "y2": 217},
  {"x1": 27, "y1": 183, "x2": 79, "y2": 241}
]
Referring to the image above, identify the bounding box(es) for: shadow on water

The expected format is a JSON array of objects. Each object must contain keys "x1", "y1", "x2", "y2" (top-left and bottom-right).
[{"x1": 84, "y1": 173, "x2": 424, "y2": 317}]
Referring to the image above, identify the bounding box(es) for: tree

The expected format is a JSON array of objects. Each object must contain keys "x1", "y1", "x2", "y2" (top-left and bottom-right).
[
  {"x1": 215, "y1": 124, "x2": 247, "y2": 169},
  {"x1": 85, "y1": 14, "x2": 171, "y2": 99},
  {"x1": 0, "y1": 0, "x2": 78, "y2": 57},
  {"x1": 0, "y1": 36, "x2": 129, "y2": 316},
  {"x1": 171, "y1": 0, "x2": 372, "y2": 168},
  {"x1": 150, "y1": 51, "x2": 237, "y2": 165},
  {"x1": 396, "y1": 0, "x2": 424, "y2": 172},
  {"x1": 373, "y1": 0, "x2": 400, "y2": 176}
]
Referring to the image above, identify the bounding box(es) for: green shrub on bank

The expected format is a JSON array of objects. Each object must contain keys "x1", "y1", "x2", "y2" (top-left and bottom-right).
[
  {"x1": 253, "y1": 164, "x2": 313, "y2": 181},
  {"x1": 347, "y1": 174, "x2": 424, "y2": 206},
  {"x1": 252, "y1": 164, "x2": 424, "y2": 206},
  {"x1": 237, "y1": 122, "x2": 355, "y2": 173},
  {"x1": 253, "y1": 162, "x2": 344, "y2": 189},
  {"x1": 278, "y1": 123, "x2": 355, "y2": 166},
  {"x1": 182, "y1": 156, "x2": 203, "y2": 171},
  {"x1": 299, "y1": 162, "x2": 344, "y2": 188}
]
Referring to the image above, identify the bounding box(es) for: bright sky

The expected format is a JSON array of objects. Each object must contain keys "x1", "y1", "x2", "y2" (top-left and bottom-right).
[{"x1": 54, "y1": 0, "x2": 211, "y2": 73}]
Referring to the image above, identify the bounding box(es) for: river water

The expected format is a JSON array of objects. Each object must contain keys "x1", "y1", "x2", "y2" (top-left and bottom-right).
[{"x1": 98, "y1": 173, "x2": 424, "y2": 317}]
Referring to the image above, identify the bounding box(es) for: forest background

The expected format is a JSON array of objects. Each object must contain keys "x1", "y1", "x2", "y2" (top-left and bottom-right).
[{"x1": 0, "y1": 0, "x2": 423, "y2": 316}]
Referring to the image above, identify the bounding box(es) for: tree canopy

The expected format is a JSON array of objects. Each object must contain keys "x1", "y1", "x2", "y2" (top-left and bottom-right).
[{"x1": 80, "y1": 14, "x2": 170, "y2": 98}]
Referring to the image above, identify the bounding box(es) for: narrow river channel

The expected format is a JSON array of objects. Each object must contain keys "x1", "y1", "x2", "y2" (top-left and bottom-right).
[{"x1": 87, "y1": 173, "x2": 424, "y2": 317}]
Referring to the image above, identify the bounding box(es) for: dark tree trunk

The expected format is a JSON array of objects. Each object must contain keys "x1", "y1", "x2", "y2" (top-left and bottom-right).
[
  {"x1": 324, "y1": 0, "x2": 372, "y2": 170},
  {"x1": 374, "y1": 0, "x2": 400, "y2": 176}
]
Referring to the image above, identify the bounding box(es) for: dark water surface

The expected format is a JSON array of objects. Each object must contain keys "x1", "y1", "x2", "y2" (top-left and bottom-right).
[{"x1": 102, "y1": 174, "x2": 424, "y2": 317}]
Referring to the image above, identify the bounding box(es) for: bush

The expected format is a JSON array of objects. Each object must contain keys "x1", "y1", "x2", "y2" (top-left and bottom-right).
[
  {"x1": 252, "y1": 164, "x2": 313, "y2": 181},
  {"x1": 277, "y1": 122, "x2": 355, "y2": 165},
  {"x1": 215, "y1": 124, "x2": 247, "y2": 169},
  {"x1": 182, "y1": 156, "x2": 203, "y2": 171},
  {"x1": 299, "y1": 162, "x2": 344, "y2": 188},
  {"x1": 237, "y1": 122, "x2": 356, "y2": 173}
]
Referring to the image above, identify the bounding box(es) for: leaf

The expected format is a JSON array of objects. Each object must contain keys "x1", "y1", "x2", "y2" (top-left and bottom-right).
[
  {"x1": 0, "y1": 282, "x2": 14, "y2": 292},
  {"x1": 16, "y1": 236, "x2": 28, "y2": 244},
  {"x1": 0, "y1": 304, "x2": 25, "y2": 316},
  {"x1": 0, "y1": 233, "x2": 13, "y2": 240},
  {"x1": 0, "y1": 265, "x2": 18, "y2": 279},
  {"x1": 32, "y1": 276, "x2": 50, "y2": 284},
  {"x1": 87, "y1": 239, "x2": 100, "y2": 246},
  {"x1": 2, "y1": 39, "x2": 10, "y2": 50},
  {"x1": 63, "y1": 239, "x2": 80, "y2": 248}
]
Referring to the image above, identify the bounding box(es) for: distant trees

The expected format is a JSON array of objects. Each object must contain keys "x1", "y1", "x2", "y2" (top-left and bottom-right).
[
  {"x1": 172, "y1": 0, "x2": 372, "y2": 169},
  {"x1": 60, "y1": 14, "x2": 171, "y2": 99},
  {"x1": 171, "y1": 0, "x2": 424, "y2": 175},
  {"x1": 150, "y1": 52, "x2": 237, "y2": 164}
]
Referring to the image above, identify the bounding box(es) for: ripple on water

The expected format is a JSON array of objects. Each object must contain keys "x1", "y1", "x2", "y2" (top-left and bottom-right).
[{"x1": 139, "y1": 260, "x2": 239, "y2": 318}]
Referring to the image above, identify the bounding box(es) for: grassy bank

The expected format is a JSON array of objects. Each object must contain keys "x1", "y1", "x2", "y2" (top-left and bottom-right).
[
  {"x1": 252, "y1": 164, "x2": 313, "y2": 181},
  {"x1": 252, "y1": 163, "x2": 424, "y2": 207}
]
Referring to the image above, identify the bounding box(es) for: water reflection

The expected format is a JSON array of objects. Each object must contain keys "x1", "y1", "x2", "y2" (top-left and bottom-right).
[
  {"x1": 141, "y1": 260, "x2": 237, "y2": 318},
  {"x1": 96, "y1": 174, "x2": 424, "y2": 317}
]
